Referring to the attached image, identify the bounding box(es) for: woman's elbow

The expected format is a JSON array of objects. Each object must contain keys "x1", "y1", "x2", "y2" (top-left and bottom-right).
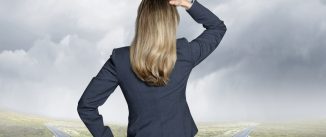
[
  {"x1": 77, "y1": 97, "x2": 91, "y2": 114},
  {"x1": 220, "y1": 21, "x2": 227, "y2": 32},
  {"x1": 77, "y1": 98, "x2": 85, "y2": 113},
  {"x1": 219, "y1": 21, "x2": 227, "y2": 37}
]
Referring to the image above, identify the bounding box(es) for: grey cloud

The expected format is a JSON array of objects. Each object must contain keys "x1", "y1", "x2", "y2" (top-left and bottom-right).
[
  {"x1": 1, "y1": 0, "x2": 326, "y2": 123},
  {"x1": 186, "y1": 0, "x2": 326, "y2": 121},
  {"x1": 0, "y1": 0, "x2": 139, "y2": 51},
  {"x1": 320, "y1": 0, "x2": 326, "y2": 5}
]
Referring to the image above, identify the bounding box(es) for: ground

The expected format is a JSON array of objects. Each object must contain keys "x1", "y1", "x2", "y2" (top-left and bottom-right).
[{"x1": 1, "y1": 108, "x2": 326, "y2": 137}]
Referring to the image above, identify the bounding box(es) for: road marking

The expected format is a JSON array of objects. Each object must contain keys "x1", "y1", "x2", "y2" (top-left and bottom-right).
[
  {"x1": 232, "y1": 127, "x2": 255, "y2": 137},
  {"x1": 45, "y1": 124, "x2": 70, "y2": 137}
]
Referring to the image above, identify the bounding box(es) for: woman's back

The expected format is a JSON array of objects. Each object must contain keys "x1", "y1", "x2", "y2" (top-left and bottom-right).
[
  {"x1": 77, "y1": 0, "x2": 227, "y2": 137},
  {"x1": 113, "y1": 39, "x2": 195, "y2": 136}
]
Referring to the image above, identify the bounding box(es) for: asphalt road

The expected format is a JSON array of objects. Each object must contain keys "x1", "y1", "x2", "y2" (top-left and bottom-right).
[
  {"x1": 45, "y1": 124, "x2": 70, "y2": 137},
  {"x1": 232, "y1": 127, "x2": 255, "y2": 137}
]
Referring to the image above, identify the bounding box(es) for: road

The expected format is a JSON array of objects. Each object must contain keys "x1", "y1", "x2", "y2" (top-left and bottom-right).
[
  {"x1": 45, "y1": 124, "x2": 70, "y2": 137},
  {"x1": 232, "y1": 127, "x2": 255, "y2": 137}
]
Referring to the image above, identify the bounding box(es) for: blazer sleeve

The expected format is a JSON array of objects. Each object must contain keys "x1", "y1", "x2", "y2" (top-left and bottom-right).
[
  {"x1": 185, "y1": 0, "x2": 227, "y2": 68},
  {"x1": 77, "y1": 48, "x2": 119, "y2": 137}
]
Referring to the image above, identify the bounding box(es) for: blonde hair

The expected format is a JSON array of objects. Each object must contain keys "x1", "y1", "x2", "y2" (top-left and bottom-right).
[{"x1": 130, "y1": 0, "x2": 180, "y2": 87}]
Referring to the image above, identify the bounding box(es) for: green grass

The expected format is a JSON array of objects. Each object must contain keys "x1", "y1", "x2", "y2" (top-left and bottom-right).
[
  {"x1": 47, "y1": 120, "x2": 127, "y2": 137},
  {"x1": 251, "y1": 120, "x2": 326, "y2": 137},
  {"x1": 0, "y1": 109, "x2": 53, "y2": 137},
  {"x1": 195, "y1": 122, "x2": 257, "y2": 137},
  {"x1": 0, "y1": 108, "x2": 253, "y2": 137},
  {"x1": 0, "y1": 108, "x2": 126, "y2": 137},
  {"x1": 44, "y1": 120, "x2": 253, "y2": 137}
]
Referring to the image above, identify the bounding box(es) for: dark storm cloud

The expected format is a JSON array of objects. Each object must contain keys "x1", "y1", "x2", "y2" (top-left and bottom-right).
[
  {"x1": 185, "y1": 0, "x2": 326, "y2": 121},
  {"x1": 184, "y1": 0, "x2": 326, "y2": 85},
  {"x1": 0, "y1": 0, "x2": 138, "y2": 51},
  {"x1": 320, "y1": 0, "x2": 326, "y2": 5}
]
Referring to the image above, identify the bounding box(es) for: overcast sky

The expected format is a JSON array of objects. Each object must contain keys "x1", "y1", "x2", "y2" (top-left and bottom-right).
[{"x1": 0, "y1": 0, "x2": 326, "y2": 124}]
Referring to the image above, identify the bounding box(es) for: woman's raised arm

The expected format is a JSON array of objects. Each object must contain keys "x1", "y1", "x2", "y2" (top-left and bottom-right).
[{"x1": 185, "y1": 0, "x2": 227, "y2": 68}]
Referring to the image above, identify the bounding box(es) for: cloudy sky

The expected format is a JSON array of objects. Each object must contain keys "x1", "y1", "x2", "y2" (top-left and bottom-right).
[{"x1": 1, "y1": 0, "x2": 326, "y2": 124}]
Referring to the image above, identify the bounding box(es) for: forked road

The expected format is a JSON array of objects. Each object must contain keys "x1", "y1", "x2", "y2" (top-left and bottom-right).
[
  {"x1": 232, "y1": 127, "x2": 255, "y2": 137},
  {"x1": 45, "y1": 124, "x2": 70, "y2": 137}
]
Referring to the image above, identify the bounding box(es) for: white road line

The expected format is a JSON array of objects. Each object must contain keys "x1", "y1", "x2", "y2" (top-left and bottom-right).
[
  {"x1": 232, "y1": 127, "x2": 255, "y2": 137},
  {"x1": 45, "y1": 124, "x2": 70, "y2": 137}
]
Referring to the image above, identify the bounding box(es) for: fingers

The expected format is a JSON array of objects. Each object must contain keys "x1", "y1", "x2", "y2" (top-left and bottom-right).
[{"x1": 169, "y1": 0, "x2": 182, "y2": 6}]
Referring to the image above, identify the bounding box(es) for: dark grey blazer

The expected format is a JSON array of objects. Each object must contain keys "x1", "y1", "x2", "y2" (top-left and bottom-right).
[{"x1": 77, "y1": 0, "x2": 227, "y2": 137}]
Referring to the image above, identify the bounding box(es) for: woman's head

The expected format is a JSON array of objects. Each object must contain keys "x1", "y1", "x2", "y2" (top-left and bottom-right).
[{"x1": 130, "y1": 0, "x2": 180, "y2": 87}]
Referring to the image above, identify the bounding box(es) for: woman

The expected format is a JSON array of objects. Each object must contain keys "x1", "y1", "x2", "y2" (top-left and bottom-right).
[{"x1": 77, "y1": 0, "x2": 227, "y2": 137}]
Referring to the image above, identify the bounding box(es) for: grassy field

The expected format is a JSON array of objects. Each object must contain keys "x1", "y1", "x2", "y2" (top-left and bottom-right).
[
  {"x1": 0, "y1": 108, "x2": 252, "y2": 137},
  {"x1": 0, "y1": 109, "x2": 53, "y2": 137},
  {"x1": 251, "y1": 120, "x2": 326, "y2": 137},
  {"x1": 1, "y1": 108, "x2": 326, "y2": 137},
  {"x1": 0, "y1": 108, "x2": 125, "y2": 137},
  {"x1": 195, "y1": 122, "x2": 257, "y2": 137}
]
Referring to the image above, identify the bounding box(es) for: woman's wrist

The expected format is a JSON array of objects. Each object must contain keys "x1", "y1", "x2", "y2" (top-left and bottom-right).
[{"x1": 184, "y1": 1, "x2": 193, "y2": 10}]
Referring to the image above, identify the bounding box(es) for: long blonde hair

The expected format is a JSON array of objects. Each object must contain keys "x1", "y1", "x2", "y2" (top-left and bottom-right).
[{"x1": 130, "y1": 0, "x2": 180, "y2": 87}]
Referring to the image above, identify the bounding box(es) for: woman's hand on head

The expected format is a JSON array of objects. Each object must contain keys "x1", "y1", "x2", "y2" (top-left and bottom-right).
[{"x1": 169, "y1": 0, "x2": 192, "y2": 10}]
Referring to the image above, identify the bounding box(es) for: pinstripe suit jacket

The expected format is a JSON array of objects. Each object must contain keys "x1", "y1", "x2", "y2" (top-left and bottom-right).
[{"x1": 77, "y1": 0, "x2": 227, "y2": 136}]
